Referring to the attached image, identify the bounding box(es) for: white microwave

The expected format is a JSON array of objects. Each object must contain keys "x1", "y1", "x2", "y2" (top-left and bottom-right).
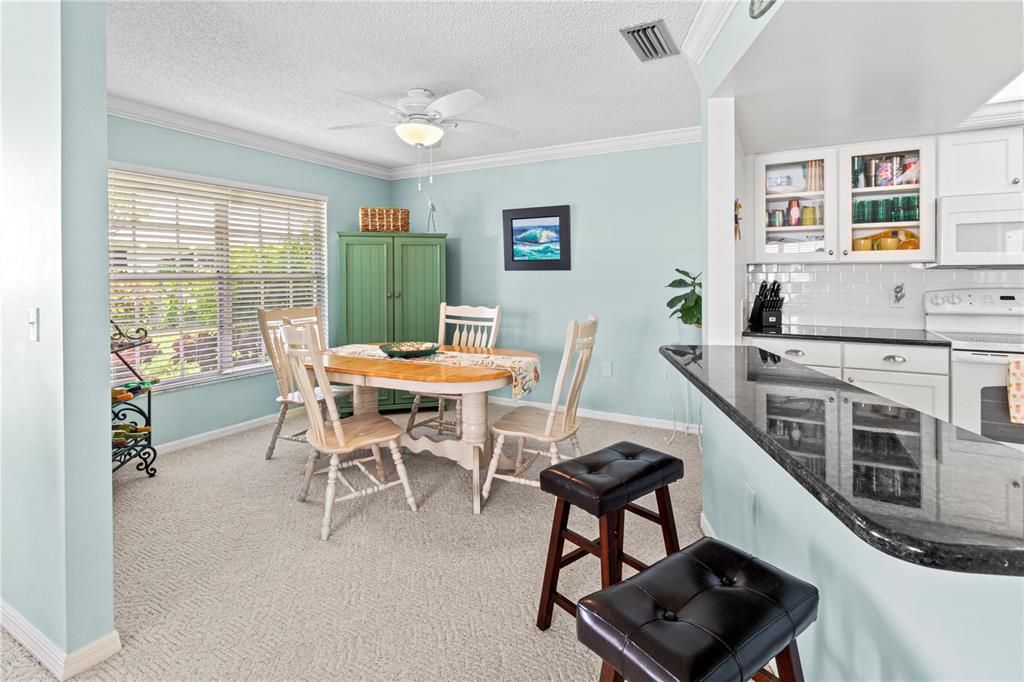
[{"x1": 938, "y1": 193, "x2": 1024, "y2": 266}]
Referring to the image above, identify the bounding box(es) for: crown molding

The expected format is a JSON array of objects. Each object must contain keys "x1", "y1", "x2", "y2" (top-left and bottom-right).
[
  {"x1": 107, "y1": 96, "x2": 392, "y2": 180},
  {"x1": 388, "y1": 127, "x2": 701, "y2": 180},
  {"x1": 680, "y1": 0, "x2": 738, "y2": 65},
  {"x1": 108, "y1": 96, "x2": 700, "y2": 181},
  {"x1": 958, "y1": 99, "x2": 1024, "y2": 130}
]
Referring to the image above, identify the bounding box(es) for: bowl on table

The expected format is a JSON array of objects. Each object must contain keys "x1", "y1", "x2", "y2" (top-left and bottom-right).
[{"x1": 380, "y1": 342, "x2": 439, "y2": 359}]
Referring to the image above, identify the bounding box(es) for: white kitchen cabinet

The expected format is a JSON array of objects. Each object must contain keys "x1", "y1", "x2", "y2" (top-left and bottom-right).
[
  {"x1": 843, "y1": 342, "x2": 949, "y2": 376},
  {"x1": 937, "y1": 192, "x2": 1024, "y2": 267},
  {"x1": 938, "y1": 127, "x2": 1023, "y2": 197},
  {"x1": 747, "y1": 337, "x2": 842, "y2": 367},
  {"x1": 838, "y1": 137, "x2": 936, "y2": 263},
  {"x1": 755, "y1": 383, "x2": 840, "y2": 485},
  {"x1": 838, "y1": 389, "x2": 937, "y2": 521},
  {"x1": 937, "y1": 451, "x2": 1024, "y2": 539},
  {"x1": 753, "y1": 148, "x2": 837, "y2": 263},
  {"x1": 841, "y1": 368, "x2": 949, "y2": 421}
]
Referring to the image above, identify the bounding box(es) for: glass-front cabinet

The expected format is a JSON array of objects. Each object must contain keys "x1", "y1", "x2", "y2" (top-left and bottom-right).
[
  {"x1": 755, "y1": 383, "x2": 840, "y2": 485},
  {"x1": 838, "y1": 390, "x2": 937, "y2": 520},
  {"x1": 753, "y1": 148, "x2": 837, "y2": 263},
  {"x1": 838, "y1": 137, "x2": 936, "y2": 262}
]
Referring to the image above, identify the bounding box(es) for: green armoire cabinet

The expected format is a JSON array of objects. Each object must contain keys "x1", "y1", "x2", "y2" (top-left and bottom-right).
[{"x1": 338, "y1": 232, "x2": 446, "y2": 410}]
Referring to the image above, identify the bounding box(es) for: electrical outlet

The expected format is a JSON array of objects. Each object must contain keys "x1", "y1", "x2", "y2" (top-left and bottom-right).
[
  {"x1": 602, "y1": 361, "x2": 613, "y2": 377},
  {"x1": 27, "y1": 308, "x2": 39, "y2": 342},
  {"x1": 891, "y1": 281, "x2": 907, "y2": 308}
]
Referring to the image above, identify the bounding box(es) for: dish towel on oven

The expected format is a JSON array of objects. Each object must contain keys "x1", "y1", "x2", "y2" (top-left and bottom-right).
[
  {"x1": 329, "y1": 344, "x2": 541, "y2": 399},
  {"x1": 1010, "y1": 357, "x2": 1024, "y2": 425}
]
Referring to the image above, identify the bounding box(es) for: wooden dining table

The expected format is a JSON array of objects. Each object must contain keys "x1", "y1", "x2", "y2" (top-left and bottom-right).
[{"x1": 317, "y1": 344, "x2": 540, "y2": 514}]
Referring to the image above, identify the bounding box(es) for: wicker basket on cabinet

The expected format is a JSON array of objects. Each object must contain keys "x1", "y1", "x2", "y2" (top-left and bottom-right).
[{"x1": 359, "y1": 207, "x2": 410, "y2": 232}]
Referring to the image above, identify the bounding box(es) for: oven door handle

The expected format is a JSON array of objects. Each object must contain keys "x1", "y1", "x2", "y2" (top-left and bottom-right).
[{"x1": 952, "y1": 352, "x2": 1014, "y2": 365}]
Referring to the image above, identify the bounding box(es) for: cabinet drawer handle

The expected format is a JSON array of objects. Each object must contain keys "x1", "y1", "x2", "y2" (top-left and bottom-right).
[
  {"x1": 394, "y1": 292, "x2": 402, "y2": 298},
  {"x1": 1013, "y1": 480, "x2": 1021, "y2": 489},
  {"x1": 784, "y1": 349, "x2": 805, "y2": 357},
  {"x1": 847, "y1": 376, "x2": 855, "y2": 383},
  {"x1": 842, "y1": 249, "x2": 849, "y2": 255},
  {"x1": 386, "y1": 292, "x2": 393, "y2": 299},
  {"x1": 1013, "y1": 177, "x2": 1021, "y2": 185},
  {"x1": 882, "y1": 354, "x2": 907, "y2": 364}
]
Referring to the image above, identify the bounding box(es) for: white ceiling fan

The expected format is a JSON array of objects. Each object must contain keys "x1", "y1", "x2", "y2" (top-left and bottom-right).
[{"x1": 328, "y1": 88, "x2": 519, "y2": 148}]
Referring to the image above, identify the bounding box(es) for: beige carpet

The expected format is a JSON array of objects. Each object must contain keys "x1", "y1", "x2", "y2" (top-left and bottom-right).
[{"x1": 2, "y1": 407, "x2": 702, "y2": 681}]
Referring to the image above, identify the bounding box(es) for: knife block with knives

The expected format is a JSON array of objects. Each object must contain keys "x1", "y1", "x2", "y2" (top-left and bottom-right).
[{"x1": 748, "y1": 279, "x2": 784, "y2": 331}]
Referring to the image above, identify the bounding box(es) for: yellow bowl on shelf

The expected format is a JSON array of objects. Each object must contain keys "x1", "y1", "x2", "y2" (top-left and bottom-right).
[
  {"x1": 877, "y1": 236, "x2": 900, "y2": 250},
  {"x1": 852, "y1": 237, "x2": 873, "y2": 251}
]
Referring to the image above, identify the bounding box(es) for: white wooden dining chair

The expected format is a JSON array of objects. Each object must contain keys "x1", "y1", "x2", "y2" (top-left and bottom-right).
[
  {"x1": 280, "y1": 323, "x2": 417, "y2": 540},
  {"x1": 406, "y1": 303, "x2": 502, "y2": 438},
  {"x1": 481, "y1": 315, "x2": 598, "y2": 505},
  {"x1": 259, "y1": 307, "x2": 353, "y2": 461}
]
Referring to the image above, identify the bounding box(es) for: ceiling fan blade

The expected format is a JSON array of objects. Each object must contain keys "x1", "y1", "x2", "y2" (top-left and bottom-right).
[
  {"x1": 428, "y1": 89, "x2": 484, "y2": 119},
  {"x1": 446, "y1": 119, "x2": 520, "y2": 139},
  {"x1": 327, "y1": 120, "x2": 394, "y2": 131},
  {"x1": 334, "y1": 88, "x2": 405, "y2": 116}
]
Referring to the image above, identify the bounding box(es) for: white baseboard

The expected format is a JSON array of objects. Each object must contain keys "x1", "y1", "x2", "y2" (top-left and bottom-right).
[
  {"x1": 488, "y1": 397, "x2": 700, "y2": 434},
  {"x1": 1, "y1": 600, "x2": 121, "y2": 680},
  {"x1": 156, "y1": 410, "x2": 285, "y2": 453},
  {"x1": 700, "y1": 511, "x2": 716, "y2": 538}
]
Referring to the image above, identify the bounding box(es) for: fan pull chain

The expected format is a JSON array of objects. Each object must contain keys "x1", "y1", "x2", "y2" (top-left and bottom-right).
[
  {"x1": 417, "y1": 146, "x2": 423, "y2": 192},
  {"x1": 429, "y1": 145, "x2": 434, "y2": 185}
]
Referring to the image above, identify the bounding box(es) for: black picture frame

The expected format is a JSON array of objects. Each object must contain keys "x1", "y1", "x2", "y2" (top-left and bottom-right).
[{"x1": 502, "y1": 205, "x2": 571, "y2": 271}]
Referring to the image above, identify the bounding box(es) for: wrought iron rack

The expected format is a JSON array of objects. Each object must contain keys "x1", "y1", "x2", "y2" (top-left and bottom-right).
[{"x1": 110, "y1": 320, "x2": 157, "y2": 477}]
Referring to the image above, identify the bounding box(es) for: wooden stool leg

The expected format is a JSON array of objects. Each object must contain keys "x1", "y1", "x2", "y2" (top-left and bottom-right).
[
  {"x1": 775, "y1": 641, "x2": 805, "y2": 682},
  {"x1": 615, "y1": 508, "x2": 626, "y2": 578},
  {"x1": 655, "y1": 486, "x2": 681, "y2": 555},
  {"x1": 599, "y1": 511, "x2": 622, "y2": 588},
  {"x1": 599, "y1": 661, "x2": 624, "y2": 682},
  {"x1": 537, "y1": 498, "x2": 571, "y2": 630}
]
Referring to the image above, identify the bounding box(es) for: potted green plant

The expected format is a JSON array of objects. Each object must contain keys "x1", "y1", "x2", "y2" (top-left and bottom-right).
[{"x1": 666, "y1": 269, "x2": 702, "y2": 327}]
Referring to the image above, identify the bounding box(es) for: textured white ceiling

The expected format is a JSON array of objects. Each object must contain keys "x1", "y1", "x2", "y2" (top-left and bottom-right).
[{"x1": 107, "y1": 1, "x2": 702, "y2": 169}]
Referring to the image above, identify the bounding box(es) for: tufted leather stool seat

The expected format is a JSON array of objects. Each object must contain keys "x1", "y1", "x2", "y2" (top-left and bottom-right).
[
  {"x1": 577, "y1": 537, "x2": 819, "y2": 682},
  {"x1": 536, "y1": 442, "x2": 684, "y2": 631},
  {"x1": 540, "y1": 442, "x2": 684, "y2": 516}
]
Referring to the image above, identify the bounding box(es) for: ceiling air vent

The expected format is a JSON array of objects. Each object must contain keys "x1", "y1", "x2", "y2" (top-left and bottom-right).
[{"x1": 620, "y1": 19, "x2": 680, "y2": 62}]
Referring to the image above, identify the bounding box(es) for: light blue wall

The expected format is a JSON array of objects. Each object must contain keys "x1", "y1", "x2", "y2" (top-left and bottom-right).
[
  {"x1": 1, "y1": 0, "x2": 114, "y2": 653},
  {"x1": 107, "y1": 116, "x2": 391, "y2": 445},
  {"x1": 700, "y1": 401, "x2": 1024, "y2": 680},
  {"x1": 390, "y1": 146, "x2": 703, "y2": 421},
  {"x1": 1, "y1": 0, "x2": 69, "y2": 649},
  {"x1": 61, "y1": 1, "x2": 116, "y2": 652}
]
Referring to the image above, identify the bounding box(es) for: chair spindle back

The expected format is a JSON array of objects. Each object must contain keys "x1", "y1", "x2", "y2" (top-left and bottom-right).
[
  {"x1": 279, "y1": 323, "x2": 346, "y2": 450},
  {"x1": 438, "y1": 303, "x2": 502, "y2": 349},
  {"x1": 545, "y1": 315, "x2": 599, "y2": 436},
  {"x1": 259, "y1": 307, "x2": 326, "y2": 401}
]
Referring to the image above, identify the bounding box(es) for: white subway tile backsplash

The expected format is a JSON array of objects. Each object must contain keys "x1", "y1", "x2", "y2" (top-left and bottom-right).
[{"x1": 744, "y1": 264, "x2": 1024, "y2": 329}]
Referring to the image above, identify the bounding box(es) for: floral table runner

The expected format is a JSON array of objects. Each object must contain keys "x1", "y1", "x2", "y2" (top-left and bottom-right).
[{"x1": 329, "y1": 344, "x2": 541, "y2": 399}]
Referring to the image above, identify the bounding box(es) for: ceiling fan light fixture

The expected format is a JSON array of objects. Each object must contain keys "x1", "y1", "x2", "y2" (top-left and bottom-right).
[{"x1": 395, "y1": 121, "x2": 444, "y2": 147}]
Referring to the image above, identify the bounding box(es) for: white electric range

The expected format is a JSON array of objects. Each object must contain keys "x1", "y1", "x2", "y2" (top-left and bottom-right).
[{"x1": 924, "y1": 288, "x2": 1024, "y2": 452}]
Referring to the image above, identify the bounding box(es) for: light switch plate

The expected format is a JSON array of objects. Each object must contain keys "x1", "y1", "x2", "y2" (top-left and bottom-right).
[
  {"x1": 27, "y1": 308, "x2": 39, "y2": 342},
  {"x1": 602, "y1": 361, "x2": 613, "y2": 377}
]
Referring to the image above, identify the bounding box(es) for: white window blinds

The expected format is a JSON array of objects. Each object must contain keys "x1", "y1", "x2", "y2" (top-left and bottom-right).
[{"x1": 108, "y1": 168, "x2": 327, "y2": 388}]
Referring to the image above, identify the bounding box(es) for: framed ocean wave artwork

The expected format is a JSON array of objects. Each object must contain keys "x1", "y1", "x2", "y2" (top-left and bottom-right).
[{"x1": 502, "y1": 205, "x2": 571, "y2": 271}]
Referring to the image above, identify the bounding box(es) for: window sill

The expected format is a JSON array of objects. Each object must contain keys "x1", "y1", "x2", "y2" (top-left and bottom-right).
[{"x1": 147, "y1": 366, "x2": 275, "y2": 395}]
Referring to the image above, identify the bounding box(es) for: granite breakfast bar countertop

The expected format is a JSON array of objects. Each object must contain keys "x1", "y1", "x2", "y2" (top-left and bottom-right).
[
  {"x1": 741, "y1": 324, "x2": 950, "y2": 346},
  {"x1": 660, "y1": 343, "x2": 1023, "y2": 576}
]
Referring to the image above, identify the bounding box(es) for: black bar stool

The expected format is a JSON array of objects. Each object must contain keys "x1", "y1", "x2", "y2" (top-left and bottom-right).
[
  {"x1": 576, "y1": 537, "x2": 820, "y2": 682},
  {"x1": 536, "y1": 441, "x2": 684, "y2": 629}
]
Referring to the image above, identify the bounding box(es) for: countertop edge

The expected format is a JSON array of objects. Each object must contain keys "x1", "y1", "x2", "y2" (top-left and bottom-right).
[
  {"x1": 660, "y1": 345, "x2": 1023, "y2": 577},
  {"x1": 741, "y1": 329, "x2": 951, "y2": 347}
]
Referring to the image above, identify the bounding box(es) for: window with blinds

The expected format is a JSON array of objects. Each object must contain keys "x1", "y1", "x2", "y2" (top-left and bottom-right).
[{"x1": 108, "y1": 168, "x2": 327, "y2": 388}]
